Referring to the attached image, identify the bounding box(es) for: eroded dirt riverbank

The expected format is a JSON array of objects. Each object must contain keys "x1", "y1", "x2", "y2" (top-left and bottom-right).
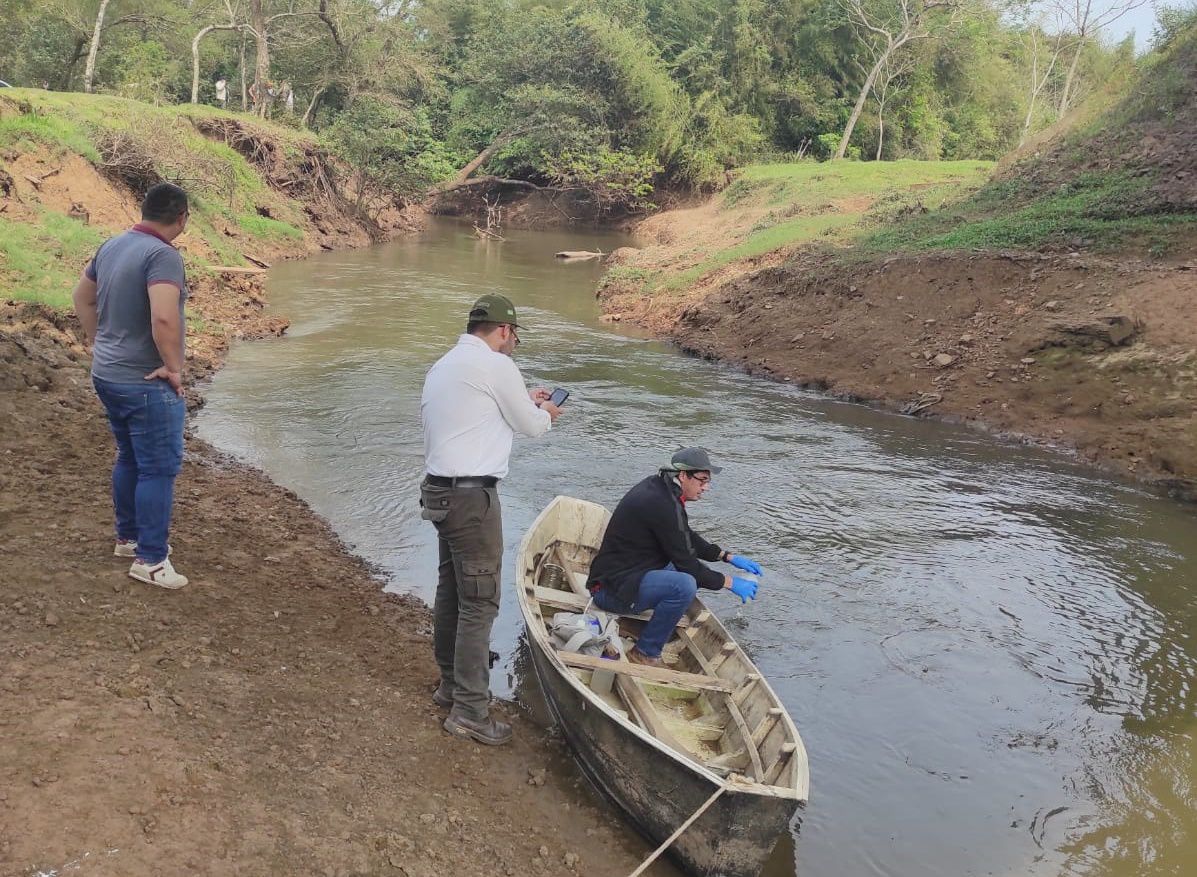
[{"x1": 600, "y1": 218, "x2": 1197, "y2": 503}]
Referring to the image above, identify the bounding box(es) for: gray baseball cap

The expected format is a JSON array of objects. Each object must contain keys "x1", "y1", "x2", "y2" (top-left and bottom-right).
[{"x1": 668, "y1": 447, "x2": 722, "y2": 474}]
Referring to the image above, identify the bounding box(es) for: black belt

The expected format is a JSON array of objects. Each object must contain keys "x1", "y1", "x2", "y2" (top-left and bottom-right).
[{"x1": 424, "y1": 474, "x2": 499, "y2": 488}]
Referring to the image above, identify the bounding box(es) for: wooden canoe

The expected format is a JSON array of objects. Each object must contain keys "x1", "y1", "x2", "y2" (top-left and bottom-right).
[{"x1": 516, "y1": 496, "x2": 809, "y2": 877}]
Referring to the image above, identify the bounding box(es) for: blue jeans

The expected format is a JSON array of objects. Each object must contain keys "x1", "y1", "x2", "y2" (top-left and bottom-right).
[
  {"x1": 93, "y1": 376, "x2": 185, "y2": 563},
  {"x1": 594, "y1": 568, "x2": 697, "y2": 658}
]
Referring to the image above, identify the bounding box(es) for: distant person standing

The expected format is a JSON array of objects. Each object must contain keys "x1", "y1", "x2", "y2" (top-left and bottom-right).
[
  {"x1": 215, "y1": 77, "x2": 228, "y2": 109},
  {"x1": 420, "y1": 294, "x2": 563, "y2": 745},
  {"x1": 72, "y1": 183, "x2": 191, "y2": 590},
  {"x1": 282, "y1": 81, "x2": 294, "y2": 114}
]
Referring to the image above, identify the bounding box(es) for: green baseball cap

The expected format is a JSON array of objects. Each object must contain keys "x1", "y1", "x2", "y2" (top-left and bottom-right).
[
  {"x1": 668, "y1": 447, "x2": 723, "y2": 474},
  {"x1": 469, "y1": 293, "x2": 523, "y2": 328}
]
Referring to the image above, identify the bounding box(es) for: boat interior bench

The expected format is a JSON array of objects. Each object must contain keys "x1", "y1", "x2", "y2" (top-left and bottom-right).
[
  {"x1": 531, "y1": 585, "x2": 690, "y2": 629},
  {"x1": 557, "y1": 652, "x2": 736, "y2": 691}
]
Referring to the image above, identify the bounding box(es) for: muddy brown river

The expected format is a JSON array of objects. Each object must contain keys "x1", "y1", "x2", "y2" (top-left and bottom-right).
[{"x1": 196, "y1": 219, "x2": 1197, "y2": 877}]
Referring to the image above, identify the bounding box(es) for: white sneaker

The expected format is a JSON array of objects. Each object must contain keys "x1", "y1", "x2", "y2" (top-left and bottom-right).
[
  {"x1": 128, "y1": 557, "x2": 188, "y2": 590},
  {"x1": 115, "y1": 540, "x2": 171, "y2": 558}
]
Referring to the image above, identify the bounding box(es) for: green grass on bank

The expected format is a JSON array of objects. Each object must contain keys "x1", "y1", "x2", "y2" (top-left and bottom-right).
[
  {"x1": 0, "y1": 109, "x2": 100, "y2": 162},
  {"x1": 0, "y1": 89, "x2": 320, "y2": 307},
  {"x1": 664, "y1": 212, "x2": 860, "y2": 290},
  {"x1": 238, "y1": 213, "x2": 304, "y2": 241},
  {"x1": 858, "y1": 169, "x2": 1197, "y2": 257},
  {"x1": 724, "y1": 159, "x2": 992, "y2": 208},
  {"x1": 0, "y1": 210, "x2": 105, "y2": 308},
  {"x1": 629, "y1": 160, "x2": 993, "y2": 294},
  {"x1": 614, "y1": 141, "x2": 1192, "y2": 306}
]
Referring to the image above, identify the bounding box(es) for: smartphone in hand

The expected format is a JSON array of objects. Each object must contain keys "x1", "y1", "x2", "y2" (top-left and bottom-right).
[{"x1": 547, "y1": 387, "x2": 569, "y2": 407}]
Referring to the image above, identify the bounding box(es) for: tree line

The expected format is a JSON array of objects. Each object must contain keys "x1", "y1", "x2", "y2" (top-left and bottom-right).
[{"x1": 2, "y1": 0, "x2": 1189, "y2": 209}]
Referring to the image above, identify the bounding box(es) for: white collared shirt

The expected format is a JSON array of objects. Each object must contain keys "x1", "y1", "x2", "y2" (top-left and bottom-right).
[{"x1": 421, "y1": 334, "x2": 552, "y2": 479}]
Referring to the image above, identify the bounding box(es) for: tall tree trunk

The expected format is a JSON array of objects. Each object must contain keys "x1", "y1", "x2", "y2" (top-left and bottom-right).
[
  {"x1": 189, "y1": 24, "x2": 240, "y2": 104},
  {"x1": 83, "y1": 0, "x2": 112, "y2": 94},
  {"x1": 250, "y1": 0, "x2": 270, "y2": 117},
  {"x1": 836, "y1": 49, "x2": 888, "y2": 160},
  {"x1": 317, "y1": 0, "x2": 347, "y2": 58},
  {"x1": 1020, "y1": 31, "x2": 1041, "y2": 146},
  {"x1": 1058, "y1": 38, "x2": 1085, "y2": 116},
  {"x1": 239, "y1": 32, "x2": 249, "y2": 111},
  {"x1": 192, "y1": 25, "x2": 226, "y2": 104},
  {"x1": 1020, "y1": 31, "x2": 1065, "y2": 146},
  {"x1": 301, "y1": 86, "x2": 326, "y2": 128},
  {"x1": 61, "y1": 36, "x2": 87, "y2": 90},
  {"x1": 432, "y1": 132, "x2": 517, "y2": 193},
  {"x1": 876, "y1": 105, "x2": 885, "y2": 161},
  {"x1": 1020, "y1": 94, "x2": 1038, "y2": 147}
]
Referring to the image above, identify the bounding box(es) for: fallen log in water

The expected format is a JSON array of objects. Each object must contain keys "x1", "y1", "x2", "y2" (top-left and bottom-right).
[
  {"x1": 474, "y1": 224, "x2": 504, "y2": 241},
  {"x1": 555, "y1": 250, "x2": 604, "y2": 261}
]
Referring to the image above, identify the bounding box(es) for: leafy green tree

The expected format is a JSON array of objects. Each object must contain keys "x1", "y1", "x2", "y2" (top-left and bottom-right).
[
  {"x1": 543, "y1": 147, "x2": 663, "y2": 214},
  {"x1": 324, "y1": 96, "x2": 457, "y2": 217},
  {"x1": 1153, "y1": 2, "x2": 1197, "y2": 49},
  {"x1": 834, "y1": 0, "x2": 965, "y2": 159},
  {"x1": 114, "y1": 40, "x2": 178, "y2": 103},
  {"x1": 0, "y1": 3, "x2": 80, "y2": 89}
]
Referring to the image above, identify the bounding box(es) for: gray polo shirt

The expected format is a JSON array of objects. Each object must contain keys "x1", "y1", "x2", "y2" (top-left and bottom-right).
[{"x1": 86, "y1": 226, "x2": 188, "y2": 383}]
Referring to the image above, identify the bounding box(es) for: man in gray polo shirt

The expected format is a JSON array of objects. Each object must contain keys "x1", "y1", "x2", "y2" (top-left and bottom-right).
[{"x1": 73, "y1": 182, "x2": 191, "y2": 590}]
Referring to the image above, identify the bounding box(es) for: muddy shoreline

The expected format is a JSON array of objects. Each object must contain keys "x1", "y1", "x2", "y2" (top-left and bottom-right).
[
  {"x1": 599, "y1": 237, "x2": 1197, "y2": 505},
  {"x1": 680, "y1": 340, "x2": 1188, "y2": 500},
  {"x1": 0, "y1": 240, "x2": 661, "y2": 876}
]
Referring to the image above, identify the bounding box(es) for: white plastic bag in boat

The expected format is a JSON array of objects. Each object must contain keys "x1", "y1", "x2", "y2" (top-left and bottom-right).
[{"x1": 548, "y1": 608, "x2": 621, "y2": 658}]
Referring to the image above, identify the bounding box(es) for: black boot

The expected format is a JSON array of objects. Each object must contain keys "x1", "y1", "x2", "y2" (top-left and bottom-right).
[
  {"x1": 443, "y1": 711, "x2": 513, "y2": 745},
  {"x1": 432, "y1": 681, "x2": 453, "y2": 709}
]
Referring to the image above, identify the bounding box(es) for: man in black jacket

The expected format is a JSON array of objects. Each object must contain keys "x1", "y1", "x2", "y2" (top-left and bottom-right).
[{"x1": 586, "y1": 448, "x2": 763, "y2": 666}]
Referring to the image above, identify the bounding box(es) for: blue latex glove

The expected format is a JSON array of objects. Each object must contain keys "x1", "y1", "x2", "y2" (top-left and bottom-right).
[
  {"x1": 729, "y1": 576, "x2": 758, "y2": 603},
  {"x1": 729, "y1": 554, "x2": 763, "y2": 576}
]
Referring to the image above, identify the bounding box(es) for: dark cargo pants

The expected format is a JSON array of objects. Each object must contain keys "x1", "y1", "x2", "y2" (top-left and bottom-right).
[{"x1": 421, "y1": 481, "x2": 503, "y2": 722}]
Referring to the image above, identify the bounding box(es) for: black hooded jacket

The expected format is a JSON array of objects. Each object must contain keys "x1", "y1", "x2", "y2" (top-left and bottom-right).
[{"x1": 586, "y1": 472, "x2": 725, "y2": 610}]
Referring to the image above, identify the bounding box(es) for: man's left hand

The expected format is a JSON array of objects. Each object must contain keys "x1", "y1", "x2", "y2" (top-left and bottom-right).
[
  {"x1": 729, "y1": 554, "x2": 763, "y2": 576},
  {"x1": 530, "y1": 387, "x2": 551, "y2": 404},
  {"x1": 145, "y1": 366, "x2": 184, "y2": 397}
]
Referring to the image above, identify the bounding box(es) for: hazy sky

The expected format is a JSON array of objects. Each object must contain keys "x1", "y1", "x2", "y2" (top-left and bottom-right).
[{"x1": 1104, "y1": 1, "x2": 1162, "y2": 49}]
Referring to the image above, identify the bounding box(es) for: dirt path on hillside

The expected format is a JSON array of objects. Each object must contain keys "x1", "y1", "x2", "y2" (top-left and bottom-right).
[
  {"x1": 601, "y1": 218, "x2": 1197, "y2": 503},
  {"x1": 0, "y1": 306, "x2": 663, "y2": 877}
]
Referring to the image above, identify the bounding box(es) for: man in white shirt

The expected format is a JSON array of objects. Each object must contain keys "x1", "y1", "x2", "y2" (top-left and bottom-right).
[{"x1": 420, "y1": 293, "x2": 563, "y2": 745}]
